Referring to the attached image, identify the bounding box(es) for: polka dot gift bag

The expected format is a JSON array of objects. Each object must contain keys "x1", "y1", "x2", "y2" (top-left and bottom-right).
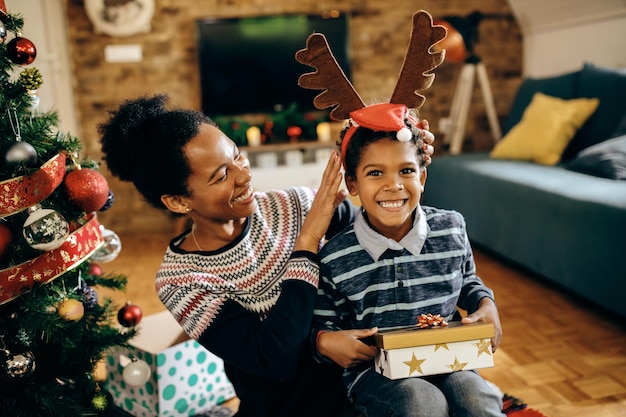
[{"x1": 105, "y1": 311, "x2": 236, "y2": 417}]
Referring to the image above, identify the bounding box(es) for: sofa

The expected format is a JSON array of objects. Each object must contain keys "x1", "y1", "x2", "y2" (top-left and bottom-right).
[{"x1": 423, "y1": 63, "x2": 626, "y2": 318}]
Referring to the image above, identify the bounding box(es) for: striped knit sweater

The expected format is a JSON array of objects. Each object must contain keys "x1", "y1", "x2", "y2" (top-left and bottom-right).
[
  {"x1": 313, "y1": 205, "x2": 494, "y2": 388},
  {"x1": 155, "y1": 187, "x2": 355, "y2": 417}
]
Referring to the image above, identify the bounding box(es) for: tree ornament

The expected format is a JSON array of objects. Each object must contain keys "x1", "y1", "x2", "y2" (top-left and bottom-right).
[
  {"x1": 0, "y1": 222, "x2": 12, "y2": 258},
  {"x1": 18, "y1": 67, "x2": 44, "y2": 91},
  {"x1": 91, "y1": 226, "x2": 122, "y2": 263},
  {"x1": 80, "y1": 280, "x2": 99, "y2": 310},
  {"x1": 6, "y1": 36, "x2": 37, "y2": 66},
  {"x1": 2, "y1": 349, "x2": 36, "y2": 378},
  {"x1": 5, "y1": 141, "x2": 37, "y2": 166},
  {"x1": 122, "y1": 356, "x2": 151, "y2": 386},
  {"x1": 62, "y1": 168, "x2": 110, "y2": 213},
  {"x1": 117, "y1": 302, "x2": 142, "y2": 327},
  {"x1": 26, "y1": 90, "x2": 40, "y2": 112},
  {"x1": 88, "y1": 262, "x2": 103, "y2": 277},
  {"x1": 58, "y1": 298, "x2": 85, "y2": 321},
  {"x1": 22, "y1": 204, "x2": 70, "y2": 251},
  {"x1": 91, "y1": 388, "x2": 112, "y2": 412},
  {"x1": 0, "y1": 21, "x2": 6, "y2": 43},
  {"x1": 15, "y1": 328, "x2": 32, "y2": 348},
  {"x1": 5, "y1": 107, "x2": 38, "y2": 166},
  {"x1": 99, "y1": 190, "x2": 115, "y2": 212}
]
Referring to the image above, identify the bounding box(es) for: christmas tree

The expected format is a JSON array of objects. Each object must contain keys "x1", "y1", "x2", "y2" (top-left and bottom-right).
[{"x1": 0, "y1": 3, "x2": 141, "y2": 416}]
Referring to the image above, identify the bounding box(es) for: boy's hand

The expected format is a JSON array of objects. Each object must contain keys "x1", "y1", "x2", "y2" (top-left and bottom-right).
[
  {"x1": 317, "y1": 328, "x2": 379, "y2": 369},
  {"x1": 462, "y1": 297, "x2": 502, "y2": 352}
]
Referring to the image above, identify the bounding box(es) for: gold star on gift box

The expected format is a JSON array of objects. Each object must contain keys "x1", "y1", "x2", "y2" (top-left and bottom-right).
[
  {"x1": 434, "y1": 343, "x2": 449, "y2": 351},
  {"x1": 447, "y1": 356, "x2": 468, "y2": 372},
  {"x1": 473, "y1": 339, "x2": 492, "y2": 357},
  {"x1": 403, "y1": 352, "x2": 426, "y2": 376}
]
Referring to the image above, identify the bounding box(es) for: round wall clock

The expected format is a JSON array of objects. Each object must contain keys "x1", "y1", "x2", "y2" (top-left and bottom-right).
[{"x1": 85, "y1": 0, "x2": 155, "y2": 37}]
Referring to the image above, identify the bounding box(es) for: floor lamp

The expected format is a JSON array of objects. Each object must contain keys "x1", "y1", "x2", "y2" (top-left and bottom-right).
[{"x1": 436, "y1": 12, "x2": 501, "y2": 154}]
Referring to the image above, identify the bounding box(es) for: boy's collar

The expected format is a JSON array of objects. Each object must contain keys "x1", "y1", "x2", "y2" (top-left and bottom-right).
[{"x1": 354, "y1": 206, "x2": 428, "y2": 261}]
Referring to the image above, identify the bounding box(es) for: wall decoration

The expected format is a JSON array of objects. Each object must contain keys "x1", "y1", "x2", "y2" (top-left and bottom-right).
[{"x1": 85, "y1": 0, "x2": 155, "y2": 37}]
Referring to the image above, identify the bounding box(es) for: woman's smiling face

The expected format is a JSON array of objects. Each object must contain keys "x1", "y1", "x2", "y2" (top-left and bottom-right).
[
  {"x1": 346, "y1": 137, "x2": 426, "y2": 241},
  {"x1": 182, "y1": 123, "x2": 257, "y2": 222}
]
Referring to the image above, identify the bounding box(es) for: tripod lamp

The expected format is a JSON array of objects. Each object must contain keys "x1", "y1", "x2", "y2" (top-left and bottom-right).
[{"x1": 435, "y1": 12, "x2": 501, "y2": 154}]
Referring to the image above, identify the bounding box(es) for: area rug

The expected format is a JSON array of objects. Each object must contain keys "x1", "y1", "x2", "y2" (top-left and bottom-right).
[
  {"x1": 486, "y1": 380, "x2": 548, "y2": 417},
  {"x1": 502, "y1": 393, "x2": 548, "y2": 416}
]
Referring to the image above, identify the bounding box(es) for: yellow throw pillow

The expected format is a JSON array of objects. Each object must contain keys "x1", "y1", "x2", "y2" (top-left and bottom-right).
[{"x1": 490, "y1": 92, "x2": 599, "y2": 165}]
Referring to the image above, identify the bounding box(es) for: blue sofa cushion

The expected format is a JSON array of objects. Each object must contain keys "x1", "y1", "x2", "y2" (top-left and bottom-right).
[
  {"x1": 567, "y1": 135, "x2": 626, "y2": 180},
  {"x1": 502, "y1": 70, "x2": 580, "y2": 136},
  {"x1": 561, "y1": 63, "x2": 626, "y2": 160}
]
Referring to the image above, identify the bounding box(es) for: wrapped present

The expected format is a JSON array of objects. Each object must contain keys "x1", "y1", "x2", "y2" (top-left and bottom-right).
[
  {"x1": 105, "y1": 311, "x2": 236, "y2": 417},
  {"x1": 373, "y1": 321, "x2": 495, "y2": 379}
]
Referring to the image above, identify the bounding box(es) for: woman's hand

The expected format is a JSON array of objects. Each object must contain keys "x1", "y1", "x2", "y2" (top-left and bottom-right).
[
  {"x1": 418, "y1": 119, "x2": 435, "y2": 167},
  {"x1": 317, "y1": 328, "x2": 379, "y2": 369},
  {"x1": 295, "y1": 150, "x2": 344, "y2": 253},
  {"x1": 462, "y1": 297, "x2": 503, "y2": 352}
]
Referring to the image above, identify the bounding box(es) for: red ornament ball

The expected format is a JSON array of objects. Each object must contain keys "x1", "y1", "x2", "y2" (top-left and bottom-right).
[
  {"x1": 88, "y1": 262, "x2": 103, "y2": 277},
  {"x1": 118, "y1": 303, "x2": 142, "y2": 327},
  {"x1": 62, "y1": 169, "x2": 110, "y2": 212},
  {"x1": 6, "y1": 36, "x2": 37, "y2": 65},
  {"x1": 0, "y1": 223, "x2": 12, "y2": 258}
]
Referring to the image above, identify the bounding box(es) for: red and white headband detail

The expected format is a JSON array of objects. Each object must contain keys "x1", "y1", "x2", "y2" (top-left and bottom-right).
[{"x1": 341, "y1": 103, "x2": 417, "y2": 166}]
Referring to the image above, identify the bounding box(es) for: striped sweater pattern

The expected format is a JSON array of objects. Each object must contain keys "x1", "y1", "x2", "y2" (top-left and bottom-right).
[{"x1": 155, "y1": 187, "x2": 319, "y2": 340}]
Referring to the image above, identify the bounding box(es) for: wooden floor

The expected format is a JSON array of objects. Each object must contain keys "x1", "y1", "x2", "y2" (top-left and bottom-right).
[{"x1": 101, "y1": 230, "x2": 626, "y2": 417}]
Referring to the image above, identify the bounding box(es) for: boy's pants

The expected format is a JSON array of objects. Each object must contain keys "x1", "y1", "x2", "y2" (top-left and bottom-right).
[{"x1": 349, "y1": 369, "x2": 505, "y2": 417}]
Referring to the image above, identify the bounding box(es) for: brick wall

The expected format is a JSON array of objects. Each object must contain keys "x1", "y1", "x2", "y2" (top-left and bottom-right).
[{"x1": 65, "y1": 0, "x2": 521, "y2": 233}]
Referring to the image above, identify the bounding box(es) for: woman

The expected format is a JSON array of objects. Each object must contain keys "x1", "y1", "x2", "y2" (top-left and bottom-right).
[{"x1": 99, "y1": 94, "x2": 434, "y2": 416}]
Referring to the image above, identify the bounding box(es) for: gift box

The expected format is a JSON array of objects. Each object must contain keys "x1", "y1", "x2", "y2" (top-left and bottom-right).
[
  {"x1": 373, "y1": 322, "x2": 495, "y2": 380},
  {"x1": 105, "y1": 311, "x2": 236, "y2": 417}
]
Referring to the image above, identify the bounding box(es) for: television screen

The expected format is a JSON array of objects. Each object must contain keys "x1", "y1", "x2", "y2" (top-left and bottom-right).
[{"x1": 196, "y1": 13, "x2": 351, "y2": 117}]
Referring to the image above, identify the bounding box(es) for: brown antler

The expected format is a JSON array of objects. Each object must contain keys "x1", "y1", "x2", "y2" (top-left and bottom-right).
[
  {"x1": 296, "y1": 33, "x2": 365, "y2": 121},
  {"x1": 390, "y1": 10, "x2": 447, "y2": 109}
]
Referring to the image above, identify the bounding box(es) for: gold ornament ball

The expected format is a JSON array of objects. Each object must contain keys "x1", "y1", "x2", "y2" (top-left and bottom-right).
[
  {"x1": 91, "y1": 391, "x2": 109, "y2": 411},
  {"x1": 58, "y1": 298, "x2": 85, "y2": 321}
]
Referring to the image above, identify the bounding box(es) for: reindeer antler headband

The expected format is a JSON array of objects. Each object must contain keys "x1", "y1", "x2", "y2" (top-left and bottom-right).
[{"x1": 296, "y1": 10, "x2": 447, "y2": 162}]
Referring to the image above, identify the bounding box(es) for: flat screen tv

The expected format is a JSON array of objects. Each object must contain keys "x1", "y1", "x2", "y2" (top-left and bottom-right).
[{"x1": 196, "y1": 13, "x2": 351, "y2": 117}]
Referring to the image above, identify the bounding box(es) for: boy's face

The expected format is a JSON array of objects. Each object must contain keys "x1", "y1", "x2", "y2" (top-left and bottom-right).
[{"x1": 346, "y1": 137, "x2": 426, "y2": 241}]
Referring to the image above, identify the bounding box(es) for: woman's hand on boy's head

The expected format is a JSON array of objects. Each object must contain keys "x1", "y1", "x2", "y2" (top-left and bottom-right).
[
  {"x1": 296, "y1": 151, "x2": 344, "y2": 252},
  {"x1": 461, "y1": 297, "x2": 502, "y2": 352},
  {"x1": 334, "y1": 189, "x2": 349, "y2": 209},
  {"x1": 417, "y1": 119, "x2": 435, "y2": 167}
]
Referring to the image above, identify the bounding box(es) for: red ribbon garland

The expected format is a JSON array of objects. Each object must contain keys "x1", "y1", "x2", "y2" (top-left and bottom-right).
[
  {"x1": 0, "y1": 213, "x2": 104, "y2": 305},
  {"x1": 0, "y1": 153, "x2": 67, "y2": 218}
]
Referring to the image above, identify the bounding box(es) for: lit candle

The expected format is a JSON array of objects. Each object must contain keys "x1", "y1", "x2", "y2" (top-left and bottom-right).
[
  {"x1": 246, "y1": 126, "x2": 261, "y2": 147},
  {"x1": 316, "y1": 122, "x2": 331, "y2": 142}
]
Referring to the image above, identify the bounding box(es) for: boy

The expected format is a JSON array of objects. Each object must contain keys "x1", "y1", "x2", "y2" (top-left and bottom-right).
[{"x1": 312, "y1": 103, "x2": 504, "y2": 417}]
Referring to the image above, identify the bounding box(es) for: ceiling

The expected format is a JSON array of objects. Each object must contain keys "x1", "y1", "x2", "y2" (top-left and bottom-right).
[{"x1": 507, "y1": 0, "x2": 626, "y2": 34}]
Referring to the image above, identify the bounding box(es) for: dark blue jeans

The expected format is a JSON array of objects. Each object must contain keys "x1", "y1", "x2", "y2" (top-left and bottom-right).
[{"x1": 348, "y1": 369, "x2": 504, "y2": 417}]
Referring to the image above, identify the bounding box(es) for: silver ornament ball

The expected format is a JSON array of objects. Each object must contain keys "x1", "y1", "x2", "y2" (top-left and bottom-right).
[
  {"x1": 122, "y1": 358, "x2": 151, "y2": 386},
  {"x1": 4, "y1": 350, "x2": 36, "y2": 378},
  {"x1": 22, "y1": 205, "x2": 70, "y2": 251},
  {"x1": 5, "y1": 141, "x2": 37, "y2": 166},
  {"x1": 91, "y1": 226, "x2": 122, "y2": 263}
]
